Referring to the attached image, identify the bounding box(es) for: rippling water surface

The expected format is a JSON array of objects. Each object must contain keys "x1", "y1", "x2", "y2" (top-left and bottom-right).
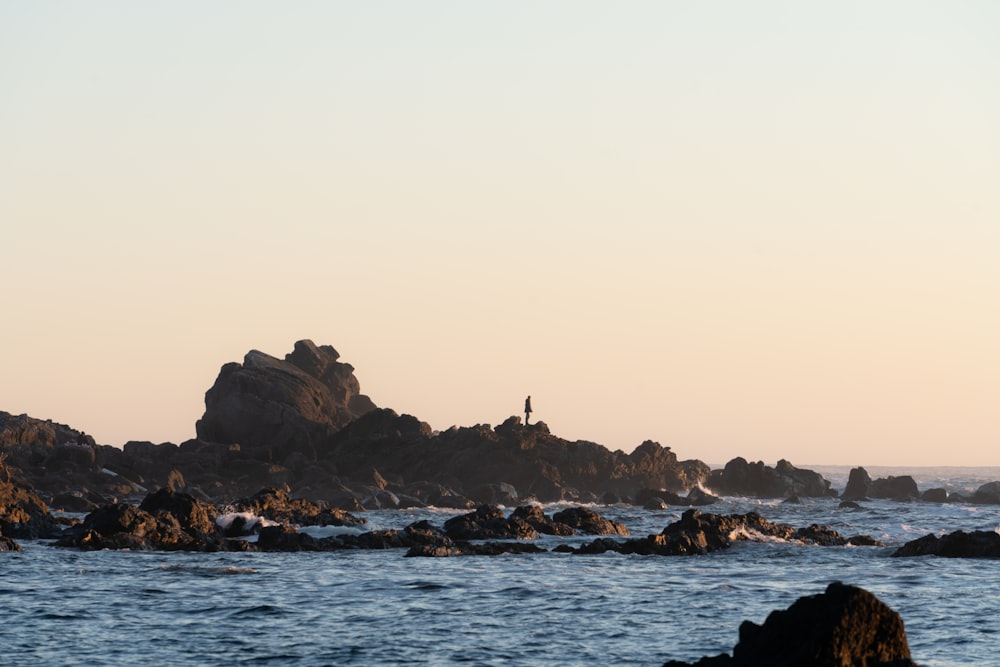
[{"x1": 3, "y1": 466, "x2": 1000, "y2": 666}]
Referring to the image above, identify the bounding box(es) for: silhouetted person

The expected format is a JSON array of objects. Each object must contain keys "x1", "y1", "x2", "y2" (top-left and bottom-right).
[{"x1": 524, "y1": 395, "x2": 532, "y2": 425}]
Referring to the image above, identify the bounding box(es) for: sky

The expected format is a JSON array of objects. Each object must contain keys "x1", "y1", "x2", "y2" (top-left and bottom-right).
[{"x1": 2, "y1": 2, "x2": 997, "y2": 466}]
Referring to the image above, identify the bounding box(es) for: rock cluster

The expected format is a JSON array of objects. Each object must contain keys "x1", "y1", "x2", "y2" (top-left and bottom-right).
[
  {"x1": 555, "y1": 509, "x2": 880, "y2": 556},
  {"x1": 662, "y1": 582, "x2": 918, "y2": 666}
]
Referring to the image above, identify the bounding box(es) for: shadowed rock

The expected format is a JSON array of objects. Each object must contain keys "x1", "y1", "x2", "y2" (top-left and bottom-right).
[
  {"x1": 196, "y1": 340, "x2": 377, "y2": 456},
  {"x1": 708, "y1": 458, "x2": 831, "y2": 498},
  {"x1": 561, "y1": 509, "x2": 881, "y2": 556},
  {"x1": 662, "y1": 582, "x2": 918, "y2": 666},
  {"x1": 892, "y1": 530, "x2": 1000, "y2": 558}
]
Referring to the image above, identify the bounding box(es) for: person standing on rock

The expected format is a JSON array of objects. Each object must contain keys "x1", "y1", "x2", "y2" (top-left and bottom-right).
[{"x1": 524, "y1": 395, "x2": 532, "y2": 425}]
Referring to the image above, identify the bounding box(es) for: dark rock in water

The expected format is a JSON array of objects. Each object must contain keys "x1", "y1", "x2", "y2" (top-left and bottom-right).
[
  {"x1": 551, "y1": 506, "x2": 629, "y2": 536},
  {"x1": 469, "y1": 482, "x2": 519, "y2": 506},
  {"x1": 685, "y1": 487, "x2": 720, "y2": 506},
  {"x1": 443, "y1": 505, "x2": 538, "y2": 540},
  {"x1": 707, "y1": 458, "x2": 831, "y2": 498},
  {"x1": 869, "y1": 475, "x2": 919, "y2": 501},
  {"x1": 892, "y1": 530, "x2": 1000, "y2": 558},
  {"x1": 564, "y1": 509, "x2": 881, "y2": 556},
  {"x1": 510, "y1": 505, "x2": 576, "y2": 536},
  {"x1": 56, "y1": 489, "x2": 226, "y2": 551},
  {"x1": 662, "y1": 582, "x2": 918, "y2": 667},
  {"x1": 140, "y1": 488, "x2": 217, "y2": 536},
  {"x1": 920, "y1": 488, "x2": 948, "y2": 503},
  {"x1": 971, "y1": 481, "x2": 1000, "y2": 504},
  {"x1": 50, "y1": 492, "x2": 98, "y2": 513},
  {"x1": 635, "y1": 487, "x2": 719, "y2": 508},
  {"x1": 841, "y1": 466, "x2": 872, "y2": 500},
  {"x1": 782, "y1": 494, "x2": 801, "y2": 504},
  {"x1": 232, "y1": 487, "x2": 365, "y2": 528},
  {"x1": 644, "y1": 497, "x2": 668, "y2": 510},
  {"x1": 0, "y1": 533, "x2": 20, "y2": 552},
  {"x1": 838, "y1": 500, "x2": 863, "y2": 510},
  {"x1": 195, "y1": 340, "x2": 378, "y2": 456}
]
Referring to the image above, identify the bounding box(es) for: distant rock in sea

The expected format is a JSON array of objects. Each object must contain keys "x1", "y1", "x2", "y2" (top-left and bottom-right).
[{"x1": 707, "y1": 457, "x2": 832, "y2": 498}]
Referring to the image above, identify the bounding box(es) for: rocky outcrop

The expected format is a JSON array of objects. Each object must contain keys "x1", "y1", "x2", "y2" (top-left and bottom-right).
[
  {"x1": 841, "y1": 466, "x2": 872, "y2": 500},
  {"x1": 56, "y1": 489, "x2": 225, "y2": 551},
  {"x1": 0, "y1": 475, "x2": 60, "y2": 539},
  {"x1": 551, "y1": 506, "x2": 629, "y2": 536},
  {"x1": 892, "y1": 530, "x2": 1000, "y2": 558},
  {"x1": 662, "y1": 582, "x2": 917, "y2": 666},
  {"x1": 229, "y1": 487, "x2": 366, "y2": 528},
  {"x1": 707, "y1": 458, "x2": 832, "y2": 498},
  {"x1": 559, "y1": 509, "x2": 880, "y2": 556},
  {"x1": 196, "y1": 340, "x2": 377, "y2": 456},
  {"x1": 869, "y1": 475, "x2": 920, "y2": 501}
]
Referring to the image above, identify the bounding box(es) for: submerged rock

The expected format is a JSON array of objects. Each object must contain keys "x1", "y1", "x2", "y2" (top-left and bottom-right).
[{"x1": 662, "y1": 582, "x2": 918, "y2": 666}]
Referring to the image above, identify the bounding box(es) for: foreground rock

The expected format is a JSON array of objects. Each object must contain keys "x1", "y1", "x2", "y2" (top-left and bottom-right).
[
  {"x1": 557, "y1": 510, "x2": 880, "y2": 556},
  {"x1": 892, "y1": 530, "x2": 1000, "y2": 559},
  {"x1": 662, "y1": 582, "x2": 918, "y2": 666}
]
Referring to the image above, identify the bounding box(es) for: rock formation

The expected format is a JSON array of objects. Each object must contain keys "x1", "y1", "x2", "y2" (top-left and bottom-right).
[
  {"x1": 892, "y1": 530, "x2": 1000, "y2": 559},
  {"x1": 557, "y1": 509, "x2": 881, "y2": 556},
  {"x1": 707, "y1": 458, "x2": 832, "y2": 498},
  {"x1": 662, "y1": 582, "x2": 918, "y2": 666},
  {"x1": 196, "y1": 340, "x2": 377, "y2": 456}
]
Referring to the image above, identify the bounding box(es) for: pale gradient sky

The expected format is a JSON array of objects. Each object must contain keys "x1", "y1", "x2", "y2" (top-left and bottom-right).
[{"x1": 2, "y1": 2, "x2": 997, "y2": 466}]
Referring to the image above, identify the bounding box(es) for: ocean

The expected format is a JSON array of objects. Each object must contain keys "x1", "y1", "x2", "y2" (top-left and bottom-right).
[{"x1": 3, "y1": 466, "x2": 999, "y2": 666}]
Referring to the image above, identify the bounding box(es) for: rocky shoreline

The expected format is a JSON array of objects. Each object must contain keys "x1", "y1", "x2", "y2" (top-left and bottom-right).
[{"x1": 4, "y1": 338, "x2": 997, "y2": 666}]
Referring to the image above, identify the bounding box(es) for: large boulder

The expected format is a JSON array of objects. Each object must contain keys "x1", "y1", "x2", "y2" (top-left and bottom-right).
[
  {"x1": 869, "y1": 475, "x2": 920, "y2": 501},
  {"x1": 708, "y1": 458, "x2": 831, "y2": 498},
  {"x1": 663, "y1": 582, "x2": 918, "y2": 666},
  {"x1": 841, "y1": 466, "x2": 872, "y2": 500},
  {"x1": 196, "y1": 340, "x2": 377, "y2": 455},
  {"x1": 971, "y1": 481, "x2": 1000, "y2": 504}
]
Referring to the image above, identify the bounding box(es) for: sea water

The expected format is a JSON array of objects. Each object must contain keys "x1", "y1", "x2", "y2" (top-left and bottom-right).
[{"x1": 3, "y1": 466, "x2": 1000, "y2": 666}]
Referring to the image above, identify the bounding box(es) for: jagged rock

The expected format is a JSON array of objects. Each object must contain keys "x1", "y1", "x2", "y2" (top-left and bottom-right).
[
  {"x1": 708, "y1": 458, "x2": 831, "y2": 498},
  {"x1": 0, "y1": 476, "x2": 60, "y2": 539},
  {"x1": 841, "y1": 466, "x2": 872, "y2": 500},
  {"x1": 892, "y1": 530, "x2": 1000, "y2": 558},
  {"x1": 56, "y1": 489, "x2": 226, "y2": 551},
  {"x1": 195, "y1": 340, "x2": 377, "y2": 455},
  {"x1": 564, "y1": 510, "x2": 880, "y2": 556},
  {"x1": 551, "y1": 506, "x2": 629, "y2": 536},
  {"x1": 869, "y1": 475, "x2": 920, "y2": 501},
  {"x1": 232, "y1": 487, "x2": 365, "y2": 528},
  {"x1": 662, "y1": 582, "x2": 918, "y2": 667},
  {"x1": 443, "y1": 505, "x2": 538, "y2": 540},
  {"x1": 510, "y1": 505, "x2": 576, "y2": 536}
]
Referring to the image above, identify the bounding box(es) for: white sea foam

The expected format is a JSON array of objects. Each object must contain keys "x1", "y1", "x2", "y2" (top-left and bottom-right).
[
  {"x1": 297, "y1": 524, "x2": 367, "y2": 539},
  {"x1": 215, "y1": 511, "x2": 279, "y2": 533}
]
